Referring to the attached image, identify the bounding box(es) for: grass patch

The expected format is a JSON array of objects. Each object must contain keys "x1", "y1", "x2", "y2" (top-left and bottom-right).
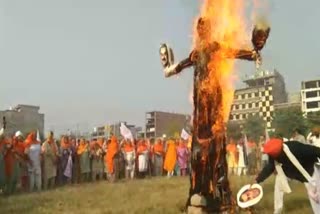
[{"x1": 0, "y1": 176, "x2": 311, "y2": 213}]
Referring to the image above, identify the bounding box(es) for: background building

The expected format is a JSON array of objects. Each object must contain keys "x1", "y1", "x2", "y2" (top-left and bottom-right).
[
  {"x1": 301, "y1": 79, "x2": 320, "y2": 114},
  {"x1": 145, "y1": 111, "x2": 191, "y2": 138},
  {"x1": 0, "y1": 104, "x2": 45, "y2": 139},
  {"x1": 230, "y1": 69, "x2": 287, "y2": 128},
  {"x1": 91, "y1": 121, "x2": 141, "y2": 140},
  {"x1": 274, "y1": 92, "x2": 301, "y2": 110}
]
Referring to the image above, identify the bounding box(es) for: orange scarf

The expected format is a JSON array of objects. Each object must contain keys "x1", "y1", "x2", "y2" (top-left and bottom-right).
[
  {"x1": 123, "y1": 141, "x2": 134, "y2": 153},
  {"x1": 137, "y1": 141, "x2": 148, "y2": 154},
  {"x1": 60, "y1": 137, "x2": 71, "y2": 150},
  {"x1": 97, "y1": 138, "x2": 104, "y2": 148},
  {"x1": 226, "y1": 143, "x2": 237, "y2": 154},
  {"x1": 153, "y1": 141, "x2": 164, "y2": 155},
  {"x1": 25, "y1": 132, "x2": 38, "y2": 148},
  {"x1": 77, "y1": 139, "x2": 88, "y2": 155}
]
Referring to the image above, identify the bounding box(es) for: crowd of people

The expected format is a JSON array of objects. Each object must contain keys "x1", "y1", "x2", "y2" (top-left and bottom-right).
[
  {"x1": 1, "y1": 125, "x2": 320, "y2": 213},
  {"x1": 0, "y1": 129, "x2": 191, "y2": 196}
]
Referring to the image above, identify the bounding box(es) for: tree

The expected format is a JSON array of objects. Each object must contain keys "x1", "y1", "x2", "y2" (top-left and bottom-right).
[
  {"x1": 243, "y1": 114, "x2": 266, "y2": 142},
  {"x1": 307, "y1": 110, "x2": 320, "y2": 128},
  {"x1": 226, "y1": 121, "x2": 242, "y2": 141},
  {"x1": 272, "y1": 106, "x2": 309, "y2": 138},
  {"x1": 164, "y1": 121, "x2": 181, "y2": 138}
]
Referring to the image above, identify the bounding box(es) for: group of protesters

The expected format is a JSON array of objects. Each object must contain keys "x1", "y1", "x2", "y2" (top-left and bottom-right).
[{"x1": 0, "y1": 128, "x2": 192, "y2": 196}]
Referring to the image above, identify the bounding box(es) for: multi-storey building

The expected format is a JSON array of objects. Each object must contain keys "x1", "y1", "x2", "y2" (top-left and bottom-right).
[
  {"x1": 301, "y1": 79, "x2": 320, "y2": 114},
  {"x1": 230, "y1": 69, "x2": 287, "y2": 128},
  {"x1": 0, "y1": 104, "x2": 45, "y2": 139},
  {"x1": 145, "y1": 111, "x2": 190, "y2": 138},
  {"x1": 274, "y1": 92, "x2": 301, "y2": 111}
]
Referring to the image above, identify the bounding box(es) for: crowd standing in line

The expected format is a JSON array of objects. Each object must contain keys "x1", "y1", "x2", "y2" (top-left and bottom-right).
[{"x1": 0, "y1": 129, "x2": 191, "y2": 196}]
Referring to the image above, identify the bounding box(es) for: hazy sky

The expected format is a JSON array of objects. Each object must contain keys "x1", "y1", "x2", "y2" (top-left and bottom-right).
[{"x1": 0, "y1": 0, "x2": 319, "y2": 133}]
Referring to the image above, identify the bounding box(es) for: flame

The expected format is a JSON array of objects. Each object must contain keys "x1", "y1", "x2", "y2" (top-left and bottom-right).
[{"x1": 193, "y1": 0, "x2": 250, "y2": 134}]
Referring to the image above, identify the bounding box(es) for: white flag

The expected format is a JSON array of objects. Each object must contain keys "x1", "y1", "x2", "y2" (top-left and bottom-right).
[
  {"x1": 120, "y1": 123, "x2": 133, "y2": 141},
  {"x1": 0, "y1": 128, "x2": 3, "y2": 137},
  {"x1": 36, "y1": 129, "x2": 41, "y2": 142},
  {"x1": 181, "y1": 128, "x2": 190, "y2": 140}
]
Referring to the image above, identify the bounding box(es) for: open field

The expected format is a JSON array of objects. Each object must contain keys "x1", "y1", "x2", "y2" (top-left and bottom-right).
[{"x1": 0, "y1": 176, "x2": 312, "y2": 214}]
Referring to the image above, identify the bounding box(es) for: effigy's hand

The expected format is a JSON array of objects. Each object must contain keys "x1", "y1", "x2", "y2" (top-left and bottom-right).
[
  {"x1": 164, "y1": 64, "x2": 179, "y2": 77},
  {"x1": 251, "y1": 50, "x2": 262, "y2": 69}
]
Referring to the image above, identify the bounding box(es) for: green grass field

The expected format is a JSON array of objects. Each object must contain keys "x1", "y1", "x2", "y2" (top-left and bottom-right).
[{"x1": 0, "y1": 176, "x2": 312, "y2": 214}]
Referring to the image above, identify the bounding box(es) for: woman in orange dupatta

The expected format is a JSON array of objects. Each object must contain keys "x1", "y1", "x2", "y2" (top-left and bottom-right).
[
  {"x1": 152, "y1": 139, "x2": 164, "y2": 176},
  {"x1": 3, "y1": 136, "x2": 20, "y2": 194},
  {"x1": 164, "y1": 139, "x2": 177, "y2": 177},
  {"x1": 90, "y1": 139, "x2": 104, "y2": 181},
  {"x1": 105, "y1": 136, "x2": 119, "y2": 182},
  {"x1": 77, "y1": 139, "x2": 90, "y2": 182},
  {"x1": 226, "y1": 138, "x2": 238, "y2": 175}
]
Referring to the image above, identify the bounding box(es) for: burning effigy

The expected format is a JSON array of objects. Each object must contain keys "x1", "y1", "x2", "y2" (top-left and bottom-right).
[{"x1": 159, "y1": 0, "x2": 269, "y2": 213}]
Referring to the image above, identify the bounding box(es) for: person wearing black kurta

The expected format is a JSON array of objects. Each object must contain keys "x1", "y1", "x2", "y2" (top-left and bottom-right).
[{"x1": 256, "y1": 140, "x2": 320, "y2": 213}]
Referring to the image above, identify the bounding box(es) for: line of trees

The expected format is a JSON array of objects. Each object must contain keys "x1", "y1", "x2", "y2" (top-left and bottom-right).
[{"x1": 227, "y1": 106, "x2": 320, "y2": 142}]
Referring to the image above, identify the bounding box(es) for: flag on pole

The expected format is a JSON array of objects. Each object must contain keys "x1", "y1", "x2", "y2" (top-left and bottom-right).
[
  {"x1": 181, "y1": 128, "x2": 190, "y2": 140},
  {"x1": 120, "y1": 123, "x2": 134, "y2": 141},
  {"x1": 36, "y1": 129, "x2": 41, "y2": 142}
]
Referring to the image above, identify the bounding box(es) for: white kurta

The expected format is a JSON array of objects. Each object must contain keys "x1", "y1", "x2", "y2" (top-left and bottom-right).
[
  {"x1": 237, "y1": 145, "x2": 246, "y2": 168},
  {"x1": 124, "y1": 151, "x2": 135, "y2": 171},
  {"x1": 138, "y1": 151, "x2": 149, "y2": 172}
]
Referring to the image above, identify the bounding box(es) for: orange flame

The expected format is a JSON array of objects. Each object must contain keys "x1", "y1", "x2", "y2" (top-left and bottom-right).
[{"x1": 193, "y1": 0, "x2": 250, "y2": 134}]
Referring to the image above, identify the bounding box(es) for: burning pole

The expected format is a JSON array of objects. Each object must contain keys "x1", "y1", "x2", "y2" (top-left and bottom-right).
[{"x1": 159, "y1": 9, "x2": 270, "y2": 214}]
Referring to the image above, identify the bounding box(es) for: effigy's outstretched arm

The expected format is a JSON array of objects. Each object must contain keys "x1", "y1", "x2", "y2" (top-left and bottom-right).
[
  {"x1": 234, "y1": 49, "x2": 260, "y2": 61},
  {"x1": 164, "y1": 57, "x2": 193, "y2": 77}
]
